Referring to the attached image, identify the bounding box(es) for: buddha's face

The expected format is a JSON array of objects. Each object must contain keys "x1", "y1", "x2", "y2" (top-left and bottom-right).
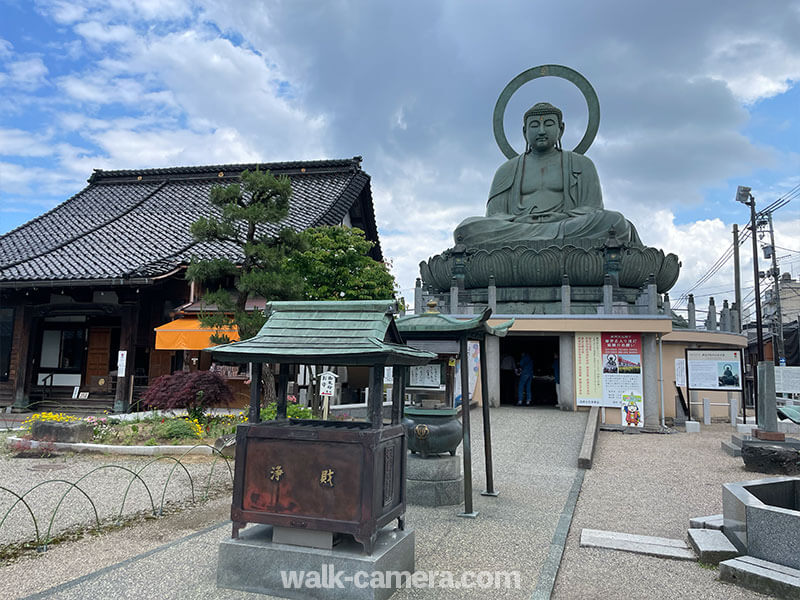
[{"x1": 525, "y1": 113, "x2": 563, "y2": 153}]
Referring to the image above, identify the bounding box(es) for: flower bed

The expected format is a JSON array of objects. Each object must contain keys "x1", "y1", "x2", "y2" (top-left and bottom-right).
[{"x1": 19, "y1": 402, "x2": 314, "y2": 447}]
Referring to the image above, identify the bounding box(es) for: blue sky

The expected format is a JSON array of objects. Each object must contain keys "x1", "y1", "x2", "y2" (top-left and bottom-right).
[{"x1": 1, "y1": 0, "x2": 799, "y2": 317}]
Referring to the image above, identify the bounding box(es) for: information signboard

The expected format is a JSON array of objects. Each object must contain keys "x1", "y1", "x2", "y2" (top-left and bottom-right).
[
  {"x1": 576, "y1": 333, "x2": 642, "y2": 415},
  {"x1": 686, "y1": 349, "x2": 743, "y2": 391},
  {"x1": 409, "y1": 364, "x2": 442, "y2": 388},
  {"x1": 775, "y1": 366, "x2": 800, "y2": 394},
  {"x1": 575, "y1": 333, "x2": 602, "y2": 406}
]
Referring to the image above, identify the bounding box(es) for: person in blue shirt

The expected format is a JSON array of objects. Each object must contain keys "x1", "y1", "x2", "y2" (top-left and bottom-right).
[{"x1": 517, "y1": 352, "x2": 534, "y2": 406}]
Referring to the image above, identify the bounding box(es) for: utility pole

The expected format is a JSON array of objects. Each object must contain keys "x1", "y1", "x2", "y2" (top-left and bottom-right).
[
  {"x1": 733, "y1": 223, "x2": 742, "y2": 333},
  {"x1": 765, "y1": 212, "x2": 785, "y2": 363},
  {"x1": 736, "y1": 186, "x2": 764, "y2": 361},
  {"x1": 737, "y1": 186, "x2": 764, "y2": 419}
]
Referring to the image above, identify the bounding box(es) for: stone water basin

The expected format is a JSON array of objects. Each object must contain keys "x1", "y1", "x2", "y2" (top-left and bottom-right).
[{"x1": 722, "y1": 476, "x2": 800, "y2": 569}]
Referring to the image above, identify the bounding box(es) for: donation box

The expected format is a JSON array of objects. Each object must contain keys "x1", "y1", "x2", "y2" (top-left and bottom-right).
[{"x1": 231, "y1": 419, "x2": 407, "y2": 553}]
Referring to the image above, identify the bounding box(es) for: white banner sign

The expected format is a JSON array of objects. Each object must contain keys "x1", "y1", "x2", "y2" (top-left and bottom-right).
[
  {"x1": 319, "y1": 371, "x2": 338, "y2": 397},
  {"x1": 686, "y1": 350, "x2": 742, "y2": 391},
  {"x1": 675, "y1": 359, "x2": 686, "y2": 387},
  {"x1": 117, "y1": 350, "x2": 127, "y2": 377}
]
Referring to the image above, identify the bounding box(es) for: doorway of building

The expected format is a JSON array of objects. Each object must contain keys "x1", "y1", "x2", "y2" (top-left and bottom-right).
[{"x1": 498, "y1": 335, "x2": 559, "y2": 406}]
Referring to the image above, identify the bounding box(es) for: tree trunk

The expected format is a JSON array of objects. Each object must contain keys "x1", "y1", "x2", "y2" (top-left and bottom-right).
[{"x1": 261, "y1": 363, "x2": 277, "y2": 405}]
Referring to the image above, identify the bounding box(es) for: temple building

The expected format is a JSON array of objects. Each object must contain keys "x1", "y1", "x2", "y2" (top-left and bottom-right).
[{"x1": 0, "y1": 157, "x2": 380, "y2": 413}]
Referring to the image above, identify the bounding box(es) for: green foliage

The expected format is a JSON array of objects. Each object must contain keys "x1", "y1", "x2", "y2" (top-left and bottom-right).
[
  {"x1": 154, "y1": 418, "x2": 201, "y2": 440},
  {"x1": 187, "y1": 168, "x2": 307, "y2": 342},
  {"x1": 260, "y1": 401, "x2": 313, "y2": 421},
  {"x1": 294, "y1": 226, "x2": 397, "y2": 300}
]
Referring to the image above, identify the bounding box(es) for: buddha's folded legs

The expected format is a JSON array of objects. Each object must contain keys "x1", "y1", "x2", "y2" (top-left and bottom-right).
[{"x1": 454, "y1": 209, "x2": 640, "y2": 247}]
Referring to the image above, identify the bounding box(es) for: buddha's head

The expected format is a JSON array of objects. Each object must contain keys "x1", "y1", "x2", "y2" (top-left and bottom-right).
[{"x1": 523, "y1": 102, "x2": 565, "y2": 153}]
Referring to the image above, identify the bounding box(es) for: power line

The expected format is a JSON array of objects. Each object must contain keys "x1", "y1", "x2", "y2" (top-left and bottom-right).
[{"x1": 674, "y1": 186, "x2": 796, "y2": 309}]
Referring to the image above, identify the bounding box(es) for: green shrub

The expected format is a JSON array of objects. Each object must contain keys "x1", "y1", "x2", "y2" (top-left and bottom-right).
[
  {"x1": 260, "y1": 402, "x2": 313, "y2": 421},
  {"x1": 154, "y1": 418, "x2": 202, "y2": 440}
]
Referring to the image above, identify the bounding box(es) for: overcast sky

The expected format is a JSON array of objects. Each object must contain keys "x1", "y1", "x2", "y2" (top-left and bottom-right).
[{"x1": 1, "y1": 0, "x2": 799, "y2": 318}]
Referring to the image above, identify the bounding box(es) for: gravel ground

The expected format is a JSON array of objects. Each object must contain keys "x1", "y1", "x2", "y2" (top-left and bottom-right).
[
  {"x1": 0, "y1": 434, "x2": 233, "y2": 549},
  {"x1": 0, "y1": 414, "x2": 786, "y2": 599},
  {"x1": 552, "y1": 424, "x2": 773, "y2": 600}
]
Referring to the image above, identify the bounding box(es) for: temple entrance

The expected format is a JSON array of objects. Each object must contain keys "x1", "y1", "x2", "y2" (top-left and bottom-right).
[{"x1": 499, "y1": 335, "x2": 559, "y2": 406}]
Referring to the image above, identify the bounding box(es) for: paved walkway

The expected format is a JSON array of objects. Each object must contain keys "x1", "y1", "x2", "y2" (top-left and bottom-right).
[{"x1": 2, "y1": 406, "x2": 587, "y2": 599}]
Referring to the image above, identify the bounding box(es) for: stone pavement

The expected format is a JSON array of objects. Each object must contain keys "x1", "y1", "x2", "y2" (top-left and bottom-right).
[{"x1": 3, "y1": 406, "x2": 587, "y2": 599}]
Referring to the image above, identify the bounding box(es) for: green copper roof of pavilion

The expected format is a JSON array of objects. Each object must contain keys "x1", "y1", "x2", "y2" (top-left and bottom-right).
[
  {"x1": 396, "y1": 307, "x2": 514, "y2": 338},
  {"x1": 208, "y1": 300, "x2": 436, "y2": 366}
]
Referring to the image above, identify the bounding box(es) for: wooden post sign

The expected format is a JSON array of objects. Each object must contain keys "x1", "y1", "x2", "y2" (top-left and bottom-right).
[{"x1": 319, "y1": 371, "x2": 338, "y2": 419}]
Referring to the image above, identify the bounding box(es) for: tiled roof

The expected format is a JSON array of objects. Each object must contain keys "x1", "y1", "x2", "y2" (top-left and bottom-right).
[{"x1": 0, "y1": 157, "x2": 379, "y2": 284}]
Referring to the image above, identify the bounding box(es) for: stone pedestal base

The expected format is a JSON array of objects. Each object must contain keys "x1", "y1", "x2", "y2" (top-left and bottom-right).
[
  {"x1": 217, "y1": 524, "x2": 414, "y2": 600},
  {"x1": 406, "y1": 454, "x2": 463, "y2": 507}
]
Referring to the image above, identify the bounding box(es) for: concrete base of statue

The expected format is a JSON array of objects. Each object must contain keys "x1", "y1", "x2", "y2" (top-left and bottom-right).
[{"x1": 217, "y1": 524, "x2": 415, "y2": 600}]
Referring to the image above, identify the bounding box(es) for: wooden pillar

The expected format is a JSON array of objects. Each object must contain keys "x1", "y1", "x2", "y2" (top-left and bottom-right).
[
  {"x1": 276, "y1": 363, "x2": 289, "y2": 419},
  {"x1": 368, "y1": 364, "x2": 384, "y2": 428},
  {"x1": 459, "y1": 335, "x2": 477, "y2": 517},
  {"x1": 249, "y1": 362, "x2": 262, "y2": 423},
  {"x1": 479, "y1": 337, "x2": 498, "y2": 497},
  {"x1": 12, "y1": 306, "x2": 33, "y2": 411},
  {"x1": 114, "y1": 304, "x2": 137, "y2": 413}
]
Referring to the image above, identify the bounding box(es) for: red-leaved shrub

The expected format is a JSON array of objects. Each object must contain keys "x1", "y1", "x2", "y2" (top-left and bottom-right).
[{"x1": 141, "y1": 371, "x2": 234, "y2": 417}]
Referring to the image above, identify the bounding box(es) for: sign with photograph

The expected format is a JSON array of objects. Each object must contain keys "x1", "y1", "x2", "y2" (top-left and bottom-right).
[
  {"x1": 576, "y1": 333, "x2": 643, "y2": 408},
  {"x1": 601, "y1": 333, "x2": 643, "y2": 408},
  {"x1": 575, "y1": 333, "x2": 602, "y2": 406},
  {"x1": 686, "y1": 349, "x2": 742, "y2": 391}
]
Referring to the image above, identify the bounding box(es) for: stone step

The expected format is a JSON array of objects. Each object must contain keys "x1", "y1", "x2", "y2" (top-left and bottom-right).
[
  {"x1": 688, "y1": 514, "x2": 723, "y2": 530},
  {"x1": 687, "y1": 528, "x2": 739, "y2": 564},
  {"x1": 719, "y1": 555, "x2": 800, "y2": 599},
  {"x1": 721, "y1": 440, "x2": 742, "y2": 457},
  {"x1": 730, "y1": 433, "x2": 750, "y2": 448},
  {"x1": 579, "y1": 528, "x2": 696, "y2": 561}
]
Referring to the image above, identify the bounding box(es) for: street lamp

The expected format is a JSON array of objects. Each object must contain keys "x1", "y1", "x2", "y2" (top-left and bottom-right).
[{"x1": 736, "y1": 185, "x2": 765, "y2": 362}]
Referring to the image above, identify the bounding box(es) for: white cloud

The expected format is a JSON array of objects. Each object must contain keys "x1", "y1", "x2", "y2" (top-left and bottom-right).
[
  {"x1": 0, "y1": 161, "x2": 82, "y2": 197},
  {"x1": 0, "y1": 39, "x2": 12, "y2": 59},
  {"x1": 0, "y1": 128, "x2": 55, "y2": 157},
  {"x1": 4, "y1": 57, "x2": 49, "y2": 90},
  {"x1": 73, "y1": 21, "x2": 137, "y2": 47},
  {"x1": 705, "y1": 36, "x2": 800, "y2": 103}
]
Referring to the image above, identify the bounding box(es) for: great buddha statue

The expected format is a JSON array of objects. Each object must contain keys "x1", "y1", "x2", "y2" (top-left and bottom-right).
[{"x1": 454, "y1": 102, "x2": 641, "y2": 247}]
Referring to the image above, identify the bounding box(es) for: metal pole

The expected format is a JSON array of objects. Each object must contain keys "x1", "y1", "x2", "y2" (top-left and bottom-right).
[
  {"x1": 276, "y1": 363, "x2": 289, "y2": 419},
  {"x1": 658, "y1": 334, "x2": 665, "y2": 429},
  {"x1": 479, "y1": 337, "x2": 498, "y2": 497},
  {"x1": 767, "y1": 212, "x2": 785, "y2": 363},
  {"x1": 249, "y1": 362, "x2": 262, "y2": 423},
  {"x1": 458, "y1": 335, "x2": 477, "y2": 517},
  {"x1": 368, "y1": 365, "x2": 384, "y2": 428},
  {"x1": 733, "y1": 223, "x2": 742, "y2": 332},
  {"x1": 391, "y1": 366, "x2": 406, "y2": 425}
]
